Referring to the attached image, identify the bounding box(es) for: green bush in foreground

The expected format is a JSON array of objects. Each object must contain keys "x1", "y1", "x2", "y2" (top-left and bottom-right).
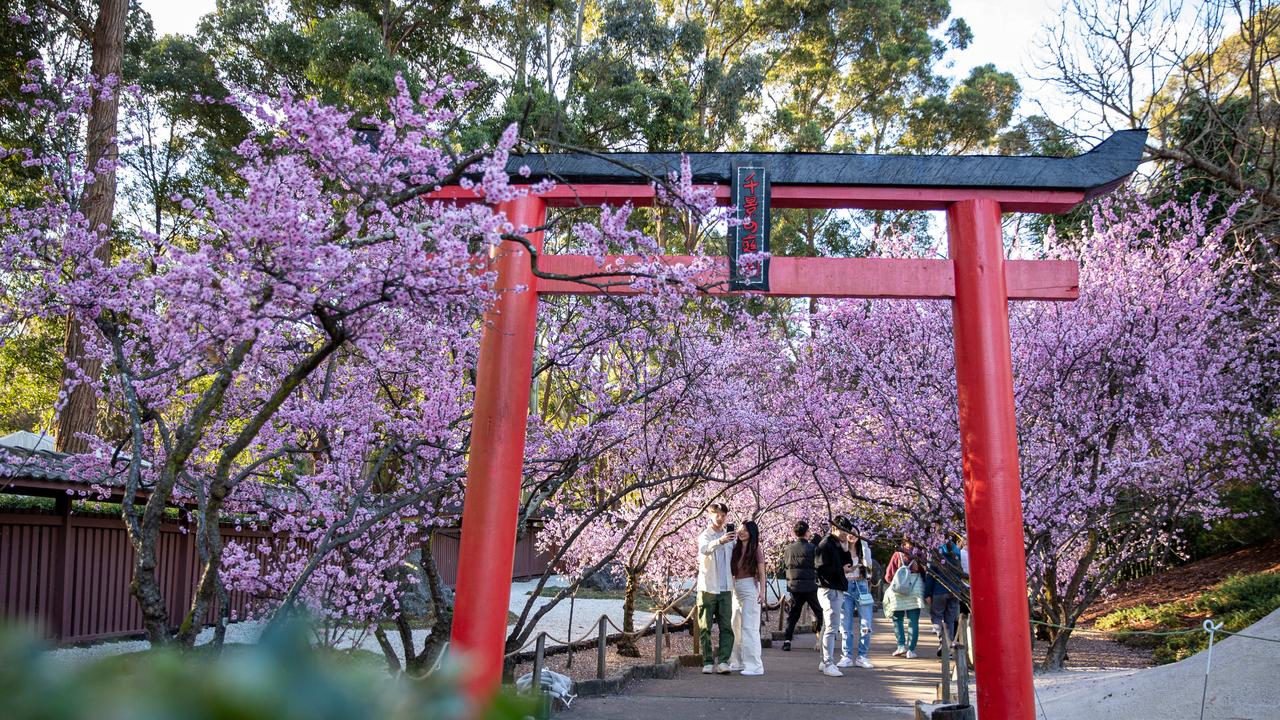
[
  {"x1": 1095, "y1": 571, "x2": 1280, "y2": 664},
  {"x1": 0, "y1": 621, "x2": 535, "y2": 720}
]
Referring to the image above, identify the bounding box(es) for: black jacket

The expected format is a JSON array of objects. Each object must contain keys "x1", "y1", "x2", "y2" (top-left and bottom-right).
[
  {"x1": 782, "y1": 539, "x2": 818, "y2": 593},
  {"x1": 815, "y1": 534, "x2": 850, "y2": 592}
]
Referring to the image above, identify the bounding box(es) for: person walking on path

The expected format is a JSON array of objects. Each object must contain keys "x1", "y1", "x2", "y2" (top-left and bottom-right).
[
  {"x1": 816, "y1": 514, "x2": 855, "y2": 676},
  {"x1": 696, "y1": 502, "x2": 736, "y2": 674},
  {"x1": 883, "y1": 538, "x2": 926, "y2": 659},
  {"x1": 838, "y1": 525, "x2": 876, "y2": 669},
  {"x1": 924, "y1": 534, "x2": 965, "y2": 658},
  {"x1": 728, "y1": 520, "x2": 766, "y2": 675},
  {"x1": 781, "y1": 520, "x2": 823, "y2": 652}
]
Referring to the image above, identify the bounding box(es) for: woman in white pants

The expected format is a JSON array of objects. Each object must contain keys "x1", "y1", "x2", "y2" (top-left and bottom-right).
[{"x1": 728, "y1": 520, "x2": 766, "y2": 675}]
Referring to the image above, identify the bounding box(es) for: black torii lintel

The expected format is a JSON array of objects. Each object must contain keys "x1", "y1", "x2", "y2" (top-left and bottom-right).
[{"x1": 510, "y1": 130, "x2": 1147, "y2": 199}]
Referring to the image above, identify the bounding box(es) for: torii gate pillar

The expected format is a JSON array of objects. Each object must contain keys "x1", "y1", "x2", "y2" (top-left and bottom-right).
[
  {"x1": 451, "y1": 196, "x2": 546, "y2": 702},
  {"x1": 948, "y1": 198, "x2": 1035, "y2": 718}
]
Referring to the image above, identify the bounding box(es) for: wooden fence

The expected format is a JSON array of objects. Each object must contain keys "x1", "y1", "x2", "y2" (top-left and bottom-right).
[{"x1": 1, "y1": 500, "x2": 551, "y2": 644}]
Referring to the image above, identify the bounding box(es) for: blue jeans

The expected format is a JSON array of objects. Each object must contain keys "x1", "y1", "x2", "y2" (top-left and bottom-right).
[
  {"x1": 892, "y1": 609, "x2": 920, "y2": 651},
  {"x1": 840, "y1": 579, "x2": 874, "y2": 659}
]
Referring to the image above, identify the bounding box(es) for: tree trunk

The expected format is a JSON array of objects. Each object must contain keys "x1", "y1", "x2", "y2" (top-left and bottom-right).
[
  {"x1": 374, "y1": 626, "x2": 403, "y2": 672},
  {"x1": 408, "y1": 533, "x2": 452, "y2": 676},
  {"x1": 55, "y1": 0, "x2": 128, "y2": 454},
  {"x1": 616, "y1": 568, "x2": 640, "y2": 657},
  {"x1": 1041, "y1": 626, "x2": 1072, "y2": 670},
  {"x1": 177, "y1": 499, "x2": 227, "y2": 646},
  {"x1": 128, "y1": 516, "x2": 174, "y2": 643}
]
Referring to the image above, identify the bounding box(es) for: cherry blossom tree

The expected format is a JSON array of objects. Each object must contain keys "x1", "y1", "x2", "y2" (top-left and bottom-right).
[
  {"x1": 512, "y1": 297, "x2": 791, "y2": 655},
  {"x1": 789, "y1": 192, "x2": 1277, "y2": 669},
  {"x1": 0, "y1": 69, "x2": 721, "y2": 651}
]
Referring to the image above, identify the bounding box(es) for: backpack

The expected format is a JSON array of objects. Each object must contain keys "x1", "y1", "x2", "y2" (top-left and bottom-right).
[
  {"x1": 889, "y1": 564, "x2": 913, "y2": 595},
  {"x1": 516, "y1": 669, "x2": 576, "y2": 709}
]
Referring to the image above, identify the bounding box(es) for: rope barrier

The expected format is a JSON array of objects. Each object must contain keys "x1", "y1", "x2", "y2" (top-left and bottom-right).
[
  {"x1": 1218, "y1": 628, "x2": 1280, "y2": 644},
  {"x1": 1028, "y1": 618, "x2": 1206, "y2": 638}
]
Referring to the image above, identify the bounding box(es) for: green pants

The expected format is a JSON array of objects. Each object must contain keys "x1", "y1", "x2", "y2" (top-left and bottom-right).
[
  {"x1": 892, "y1": 608, "x2": 920, "y2": 651},
  {"x1": 697, "y1": 590, "x2": 734, "y2": 664}
]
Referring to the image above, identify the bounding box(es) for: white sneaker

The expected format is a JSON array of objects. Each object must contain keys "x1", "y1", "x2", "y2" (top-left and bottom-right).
[
  {"x1": 836, "y1": 656, "x2": 855, "y2": 668},
  {"x1": 728, "y1": 663, "x2": 744, "y2": 672},
  {"x1": 905, "y1": 650, "x2": 918, "y2": 659},
  {"x1": 892, "y1": 646, "x2": 906, "y2": 657},
  {"x1": 702, "y1": 663, "x2": 714, "y2": 674},
  {"x1": 821, "y1": 663, "x2": 844, "y2": 677},
  {"x1": 741, "y1": 669, "x2": 764, "y2": 676},
  {"x1": 854, "y1": 656, "x2": 875, "y2": 669},
  {"x1": 716, "y1": 662, "x2": 732, "y2": 674}
]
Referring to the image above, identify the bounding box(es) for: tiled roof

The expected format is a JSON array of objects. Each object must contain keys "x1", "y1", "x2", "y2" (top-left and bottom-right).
[{"x1": 0, "y1": 446, "x2": 76, "y2": 483}]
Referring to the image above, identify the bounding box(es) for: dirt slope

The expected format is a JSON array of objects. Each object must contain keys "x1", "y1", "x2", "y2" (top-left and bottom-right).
[{"x1": 1082, "y1": 540, "x2": 1280, "y2": 623}]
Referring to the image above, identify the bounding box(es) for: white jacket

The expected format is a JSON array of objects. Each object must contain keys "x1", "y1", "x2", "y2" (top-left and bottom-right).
[{"x1": 696, "y1": 526, "x2": 733, "y2": 593}]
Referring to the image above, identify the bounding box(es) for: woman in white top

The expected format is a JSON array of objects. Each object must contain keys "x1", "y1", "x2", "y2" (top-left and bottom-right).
[{"x1": 728, "y1": 520, "x2": 766, "y2": 675}]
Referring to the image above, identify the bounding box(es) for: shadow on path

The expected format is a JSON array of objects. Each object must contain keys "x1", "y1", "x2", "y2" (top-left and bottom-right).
[{"x1": 563, "y1": 616, "x2": 940, "y2": 719}]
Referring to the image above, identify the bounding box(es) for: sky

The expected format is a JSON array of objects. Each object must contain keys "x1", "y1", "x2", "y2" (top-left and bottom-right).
[
  {"x1": 945, "y1": 0, "x2": 1067, "y2": 112},
  {"x1": 138, "y1": 0, "x2": 1071, "y2": 119}
]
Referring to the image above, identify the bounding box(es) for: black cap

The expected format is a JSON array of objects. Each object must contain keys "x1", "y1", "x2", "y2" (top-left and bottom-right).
[{"x1": 832, "y1": 515, "x2": 854, "y2": 533}]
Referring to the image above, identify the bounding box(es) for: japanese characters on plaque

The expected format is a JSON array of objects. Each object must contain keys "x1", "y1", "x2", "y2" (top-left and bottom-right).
[{"x1": 728, "y1": 164, "x2": 771, "y2": 291}]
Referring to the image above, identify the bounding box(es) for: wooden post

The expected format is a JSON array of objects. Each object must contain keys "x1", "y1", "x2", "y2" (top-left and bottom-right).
[
  {"x1": 597, "y1": 616, "x2": 607, "y2": 679},
  {"x1": 655, "y1": 612, "x2": 664, "y2": 664},
  {"x1": 531, "y1": 632, "x2": 546, "y2": 692},
  {"x1": 52, "y1": 495, "x2": 72, "y2": 642},
  {"x1": 566, "y1": 591, "x2": 576, "y2": 669},
  {"x1": 940, "y1": 623, "x2": 953, "y2": 702},
  {"x1": 959, "y1": 613, "x2": 973, "y2": 672}
]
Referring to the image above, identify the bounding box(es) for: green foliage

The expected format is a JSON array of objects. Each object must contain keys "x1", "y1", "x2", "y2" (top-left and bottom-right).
[
  {"x1": 1187, "y1": 483, "x2": 1280, "y2": 559},
  {"x1": 0, "y1": 494, "x2": 54, "y2": 511},
  {"x1": 0, "y1": 316, "x2": 63, "y2": 434},
  {"x1": 1094, "y1": 571, "x2": 1280, "y2": 664},
  {"x1": 195, "y1": 0, "x2": 487, "y2": 114},
  {"x1": 0, "y1": 620, "x2": 535, "y2": 720}
]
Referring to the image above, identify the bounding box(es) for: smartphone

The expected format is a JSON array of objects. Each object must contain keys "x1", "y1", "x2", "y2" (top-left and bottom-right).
[{"x1": 725, "y1": 523, "x2": 736, "y2": 532}]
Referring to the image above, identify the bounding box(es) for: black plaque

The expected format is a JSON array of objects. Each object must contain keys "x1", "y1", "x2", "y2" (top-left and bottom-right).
[{"x1": 729, "y1": 164, "x2": 770, "y2": 291}]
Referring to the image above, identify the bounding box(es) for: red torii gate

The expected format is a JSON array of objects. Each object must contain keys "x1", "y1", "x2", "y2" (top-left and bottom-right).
[{"x1": 437, "y1": 131, "x2": 1146, "y2": 720}]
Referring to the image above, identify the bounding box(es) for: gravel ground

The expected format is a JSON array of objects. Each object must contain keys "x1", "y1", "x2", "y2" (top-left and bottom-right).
[
  {"x1": 1032, "y1": 633, "x2": 1155, "y2": 671},
  {"x1": 504, "y1": 577, "x2": 672, "y2": 651},
  {"x1": 46, "y1": 576, "x2": 1155, "y2": 686},
  {"x1": 41, "y1": 576, "x2": 647, "y2": 670},
  {"x1": 43, "y1": 622, "x2": 268, "y2": 672},
  {"x1": 510, "y1": 626, "x2": 699, "y2": 683}
]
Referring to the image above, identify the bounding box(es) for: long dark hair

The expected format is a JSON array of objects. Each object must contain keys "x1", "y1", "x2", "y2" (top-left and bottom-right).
[
  {"x1": 731, "y1": 520, "x2": 761, "y2": 577},
  {"x1": 850, "y1": 525, "x2": 866, "y2": 561}
]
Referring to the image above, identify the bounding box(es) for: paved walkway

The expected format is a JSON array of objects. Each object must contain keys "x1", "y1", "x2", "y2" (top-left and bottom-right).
[{"x1": 564, "y1": 617, "x2": 941, "y2": 719}]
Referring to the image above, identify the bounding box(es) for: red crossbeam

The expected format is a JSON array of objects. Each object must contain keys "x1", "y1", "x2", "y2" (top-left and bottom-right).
[
  {"x1": 430, "y1": 184, "x2": 1086, "y2": 213},
  {"x1": 535, "y1": 255, "x2": 1079, "y2": 301}
]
